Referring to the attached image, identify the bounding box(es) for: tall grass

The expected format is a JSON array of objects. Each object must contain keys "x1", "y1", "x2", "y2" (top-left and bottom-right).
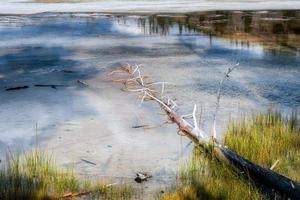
[
  {"x1": 0, "y1": 149, "x2": 133, "y2": 200},
  {"x1": 161, "y1": 147, "x2": 261, "y2": 200},
  {"x1": 88, "y1": 181, "x2": 133, "y2": 200},
  {"x1": 224, "y1": 111, "x2": 300, "y2": 182},
  {"x1": 0, "y1": 149, "x2": 79, "y2": 199},
  {"x1": 162, "y1": 110, "x2": 299, "y2": 199}
]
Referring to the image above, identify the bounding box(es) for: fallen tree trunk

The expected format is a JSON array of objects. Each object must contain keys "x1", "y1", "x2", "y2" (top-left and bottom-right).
[
  {"x1": 108, "y1": 64, "x2": 300, "y2": 199},
  {"x1": 165, "y1": 107, "x2": 300, "y2": 199},
  {"x1": 216, "y1": 146, "x2": 300, "y2": 199}
]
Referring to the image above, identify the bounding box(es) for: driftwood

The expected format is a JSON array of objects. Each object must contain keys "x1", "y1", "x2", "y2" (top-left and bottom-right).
[
  {"x1": 55, "y1": 183, "x2": 118, "y2": 199},
  {"x1": 77, "y1": 80, "x2": 89, "y2": 87},
  {"x1": 5, "y1": 85, "x2": 29, "y2": 91},
  {"x1": 5, "y1": 84, "x2": 67, "y2": 91},
  {"x1": 81, "y1": 158, "x2": 97, "y2": 166},
  {"x1": 108, "y1": 64, "x2": 300, "y2": 199},
  {"x1": 34, "y1": 84, "x2": 66, "y2": 89},
  {"x1": 132, "y1": 125, "x2": 149, "y2": 129}
]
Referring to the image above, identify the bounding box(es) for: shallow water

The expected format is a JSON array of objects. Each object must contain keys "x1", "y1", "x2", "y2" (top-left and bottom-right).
[{"x1": 0, "y1": 10, "x2": 299, "y2": 195}]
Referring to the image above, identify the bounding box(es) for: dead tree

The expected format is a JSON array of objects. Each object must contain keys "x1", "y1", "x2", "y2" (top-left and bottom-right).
[{"x1": 108, "y1": 64, "x2": 300, "y2": 199}]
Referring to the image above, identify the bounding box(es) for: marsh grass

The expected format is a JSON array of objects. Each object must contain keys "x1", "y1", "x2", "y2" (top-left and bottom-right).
[
  {"x1": 224, "y1": 110, "x2": 300, "y2": 182},
  {"x1": 162, "y1": 110, "x2": 300, "y2": 199},
  {"x1": 0, "y1": 149, "x2": 133, "y2": 200},
  {"x1": 0, "y1": 149, "x2": 80, "y2": 199},
  {"x1": 85, "y1": 181, "x2": 134, "y2": 200},
  {"x1": 161, "y1": 147, "x2": 261, "y2": 200}
]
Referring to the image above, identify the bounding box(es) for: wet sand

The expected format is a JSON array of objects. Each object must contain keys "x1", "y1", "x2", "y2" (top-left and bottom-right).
[{"x1": 41, "y1": 76, "x2": 189, "y2": 193}]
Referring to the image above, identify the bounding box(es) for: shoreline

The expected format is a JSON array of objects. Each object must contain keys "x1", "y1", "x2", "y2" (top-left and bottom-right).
[{"x1": 1, "y1": 0, "x2": 300, "y2": 15}]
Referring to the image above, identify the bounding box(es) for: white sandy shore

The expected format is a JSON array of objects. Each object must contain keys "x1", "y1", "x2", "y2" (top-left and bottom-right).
[{"x1": 1, "y1": 0, "x2": 300, "y2": 15}]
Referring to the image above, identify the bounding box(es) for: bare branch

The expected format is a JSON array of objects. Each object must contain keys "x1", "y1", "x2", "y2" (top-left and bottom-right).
[
  {"x1": 212, "y1": 62, "x2": 239, "y2": 139},
  {"x1": 193, "y1": 104, "x2": 199, "y2": 131},
  {"x1": 181, "y1": 114, "x2": 193, "y2": 119}
]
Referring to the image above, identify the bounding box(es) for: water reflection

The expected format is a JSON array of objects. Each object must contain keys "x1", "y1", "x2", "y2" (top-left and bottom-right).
[
  {"x1": 138, "y1": 10, "x2": 300, "y2": 55},
  {"x1": 0, "y1": 11, "x2": 299, "y2": 134}
]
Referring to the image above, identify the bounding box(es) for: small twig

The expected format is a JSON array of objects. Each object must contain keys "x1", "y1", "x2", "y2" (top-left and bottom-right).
[
  {"x1": 192, "y1": 104, "x2": 204, "y2": 138},
  {"x1": 132, "y1": 125, "x2": 149, "y2": 129},
  {"x1": 270, "y1": 159, "x2": 280, "y2": 170},
  {"x1": 177, "y1": 129, "x2": 186, "y2": 136},
  {"x1": 170, "y1": 99, "x2": 177, "y2": 110},
  {"x1": 212, "y1": 63, "x2": 239, "y2": 139},
  {"x1": 81, "y1": 159, "x2": 96, "y2": 165},
  {"x1": 144, "y1": 91, "x2": 172, "y2": 112},
  {"x1": 161, "y1": 83, "x2": 165, "y2": 97},
  {"x1": 146, "y1": 81, "x2": 171, "y2": 86},
  {"x1": 181, "y1": 114, "x2": 193, "y2": 119},
  {"x1": 132, "y1": 65, "x2": 139, "y2": 75},
  {"x1": 58, "y1": 182, "x2": 118, "y2": 199},
  {"x1": 198, "y1": 105, "x2": 203, "y2": 130},
  {"x1": 140, "y1": 93, "x2": 147, "y2": 105},
  {"x1": 77, "y1": 80, "x2": 89, "y2": 87},
  {"x1": 5, "y1": 85, "x2": 29, "y2": 91},
  {"x1": 193, "y1": 104, "x2": 199, "y2": 130}
]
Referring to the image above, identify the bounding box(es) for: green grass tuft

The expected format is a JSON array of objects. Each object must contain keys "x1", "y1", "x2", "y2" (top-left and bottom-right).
[
  {"x1": 92, "y1": 181, "x2": 134, "y2": 200},
  {"x1": 162, "y1": 110, "x2": 300, "y2": 199},
  {"x1": 161, "y1": 147, "x2": 261, "y2": 200},
  {"x1": 0, "y1": 149, "x2": 80, "y2": 199},
  {"x1": 0, "y1": 149, "x2": 133, "y2": 200},
  {"x1": 224, "y1": 111, "x2": 300, "y2": 182}
]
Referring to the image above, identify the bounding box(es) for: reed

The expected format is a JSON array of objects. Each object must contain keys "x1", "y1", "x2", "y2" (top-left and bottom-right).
[
  {"x1": 224, "y1": 110, "x2": 300, "y2": 182},
  {"x1": 161, "y1": 147, "x2": 261, "y2": 200},
  {"x1": 0, "y1": 149, "x2": 133, "y2": 200}
]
